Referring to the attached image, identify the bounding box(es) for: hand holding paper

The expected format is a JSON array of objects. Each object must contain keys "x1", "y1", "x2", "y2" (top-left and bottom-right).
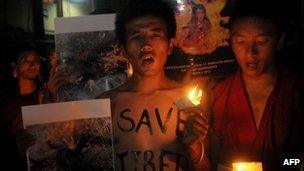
[{"x1": 175, "y1": 85, "x2": 209, "y2": 164}]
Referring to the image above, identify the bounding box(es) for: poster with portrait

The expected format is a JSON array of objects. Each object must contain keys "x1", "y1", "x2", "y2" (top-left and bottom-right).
[
  {"x1": 165, "y1": 0, "x2": 237, "y2": 81},
  {"x1": 22, "y1": 99, "x2": 114, "y2": 171},
  {"x1": 55, "y1": 14, "x2": 129, "y2": 101}
]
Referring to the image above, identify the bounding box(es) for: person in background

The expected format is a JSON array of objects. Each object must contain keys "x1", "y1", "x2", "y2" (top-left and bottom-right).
[
  {"x1": 98, "y1": 0, "x2": 210, "y2": 170},
  {"x1": 0, "y1": 48, "x2": 66, "y2": 170},
  {"x1": 207, "y1": 2, "x2": 304, "y2": 170},
  {"x1": 48, "y1": 47, "x2": 58, "y2": 69},
  {"x1": 180, "y1": 3, "x2": 212, "y2": 48},
  {"x1": 0, "y1": 50, "x2": 42, "y2": 170}
]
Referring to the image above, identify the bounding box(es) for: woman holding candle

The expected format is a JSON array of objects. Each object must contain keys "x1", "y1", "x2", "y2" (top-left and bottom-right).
[{"x1": 209, "y1": 1, "x2": 304, "y2": 171}]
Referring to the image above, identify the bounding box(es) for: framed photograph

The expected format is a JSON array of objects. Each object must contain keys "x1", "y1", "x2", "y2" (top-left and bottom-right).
[{"x1": 165, "y1": 0, "x2": 237, "y2": 81}]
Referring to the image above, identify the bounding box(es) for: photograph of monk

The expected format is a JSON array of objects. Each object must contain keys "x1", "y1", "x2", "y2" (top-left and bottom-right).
[
  {"x1": 165, "y1": 0, "x2": 236, "y2": 81},
  {"x1": 174, "y1": 0, "x2": 229, "y2": 55}
]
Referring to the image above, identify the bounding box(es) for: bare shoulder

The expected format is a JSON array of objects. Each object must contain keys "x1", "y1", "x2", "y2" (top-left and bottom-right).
[
  {"x1": 96, "y1": 90, "x2": 116, "y2": 99},
  {"x1": 96, "y1": 83, "x2": 132, "y2": 99},
  {"x1": 159, "y1": 80, "x2": 189, "y2": 98}
]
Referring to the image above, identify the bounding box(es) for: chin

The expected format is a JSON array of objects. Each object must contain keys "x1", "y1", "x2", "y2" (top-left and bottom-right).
[
  {"x1": 142, "y1": 72, "x2": 159, "y2": 77},
  {"x1": 139, "y1": 70, "x2": 160, "y2": 77},
  {"x1": 243, "y1": 70, "x2": 263, "y2": 78},
  {"x1": 25, "y1": 75, "x2": 39, "y2": 80},
  {"x1": 240, "y1": 65, "x2": 260, "y2": 77}
]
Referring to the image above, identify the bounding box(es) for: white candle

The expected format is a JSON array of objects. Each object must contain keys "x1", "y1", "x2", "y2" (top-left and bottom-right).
[{"x1": 232, "y1": 162, "x2": 263, "y2": 171}]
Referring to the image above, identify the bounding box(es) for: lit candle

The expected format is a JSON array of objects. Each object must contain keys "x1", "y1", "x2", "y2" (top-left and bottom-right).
[
  {"x1": 175, "y1": 85, "x2": 203, "y2": 110},
  {"x1": 232, "y1": 162, "x2": 263, "y2": 171},
  {"x1": 188, "y1": 85, "x2": 203, "y2": 106}
]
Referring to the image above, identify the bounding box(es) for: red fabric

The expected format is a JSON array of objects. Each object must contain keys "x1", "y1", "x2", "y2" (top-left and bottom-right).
[
  {"x1": 212, "y1": 69, "x2": 304, "y2": 170},
  {"x1": 0, "y1": 81, "x2": 40, "y2": 170}
]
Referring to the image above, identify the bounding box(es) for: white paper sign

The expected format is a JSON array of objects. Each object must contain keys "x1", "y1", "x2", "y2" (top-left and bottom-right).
[
  {"x1": 54, "y1": 14, "x2": 128, "y2": 101},
  {"x1": 22, "y1": 99, "x2": 114, "y2": 171}
]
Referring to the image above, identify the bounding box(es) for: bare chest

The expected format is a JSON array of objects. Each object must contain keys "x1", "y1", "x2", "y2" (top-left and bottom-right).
[
  {"x1": 111, "y1": 92, "x2": 189, "y2": 170},
  {"x1": 112, "y1": 94, "x2": 185, "y2": 146}
]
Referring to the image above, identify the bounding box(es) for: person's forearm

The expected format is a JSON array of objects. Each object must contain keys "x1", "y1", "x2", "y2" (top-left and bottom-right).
[
  {"x1": 194, "y1": 154, "x2": 211, "y2": 171},
  {"x1": 188, "y1": 141, "x2": 211, "y2": 171}
]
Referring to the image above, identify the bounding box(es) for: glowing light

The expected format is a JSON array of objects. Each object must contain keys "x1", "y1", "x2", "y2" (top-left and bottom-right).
[
  {"x1": 188, "y1": 85, "x2": 202, "y2": 106},
  {"x1": 127, "y1": 62, "x2": 133, "y2": 77},
  {"x1": 232, "y1": 162, "x2": 263, "y2": 171}
]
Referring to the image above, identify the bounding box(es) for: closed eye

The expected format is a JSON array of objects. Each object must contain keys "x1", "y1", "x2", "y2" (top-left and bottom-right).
[
  {"x1": 152, "y1": 33, "x2": 162, "y2": 37},
  {"x1": 130, "y1": 33, "x2": 141, "y2": 40},
  {"x1": 232, "y1": 33, "x2": 246, "y2": 43},
  {"x1": 256, "y1": 37, "x2": 269, "y2": 44},
  {"x1": 235, "y1": 40, "x2": 245, "y2": 44},
  {"x1": 234, "y1": 37, "x2": 246, "y2": 44}
]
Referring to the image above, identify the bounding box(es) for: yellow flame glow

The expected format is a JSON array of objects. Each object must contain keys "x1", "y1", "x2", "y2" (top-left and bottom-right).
[
  {"x1": 188, "y1": 85, "x2": 203, "y2": 105},
  {"x1": 232, "y1": 162, "x2": 263, "y2": 171}
]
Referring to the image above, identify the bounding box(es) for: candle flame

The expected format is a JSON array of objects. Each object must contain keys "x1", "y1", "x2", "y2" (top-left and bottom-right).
[
  {"x1": 232, "y1": 162, "x2": 263, "y2": 171},
  {"x1": 188, "y1": 85, "x2": 202, "y2": 106},
  {"x1": 235, "y1": 163, "x2": 246, "y2": 171}
]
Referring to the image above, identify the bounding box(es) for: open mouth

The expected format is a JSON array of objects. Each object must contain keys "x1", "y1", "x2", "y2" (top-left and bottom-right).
[
  {"x1": 141, "y1": 56, "x2": 155, "y2": 66},
  {"x1": 246, "y1": 62, "x2": 258, "y2": 70}
]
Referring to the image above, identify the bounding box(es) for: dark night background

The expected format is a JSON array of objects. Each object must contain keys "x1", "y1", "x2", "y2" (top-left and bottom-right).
[{"x1": 0, "y1": 0, "x2": 303, "y2": 85}]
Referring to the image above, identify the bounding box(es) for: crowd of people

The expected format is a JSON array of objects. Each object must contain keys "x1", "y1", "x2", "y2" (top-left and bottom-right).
[{"x1": 0, "y1": 0, "x2": 303, "y2": 170}]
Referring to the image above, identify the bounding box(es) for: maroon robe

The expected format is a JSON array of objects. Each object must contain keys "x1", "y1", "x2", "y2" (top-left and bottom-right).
[
  {"x1": 0, "y1": 81, "x2": 40, "y2": 170},
  {"x1": 212, "y1": 69, "x2": 304, "y2": 171}
]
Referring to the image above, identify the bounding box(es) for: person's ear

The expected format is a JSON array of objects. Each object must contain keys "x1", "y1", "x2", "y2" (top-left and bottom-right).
[
  {"x1": 13, "y1": 69, "x2": 18, "y2": 78},
  {"x1": 11, "y1": 62, "x2": 18, "y2": 78},
  {"x1": 277, "y1": 33, "x2": 285, "y2": 51},
  {"x1": 168, "y1": 39, "x2": 174, "y2": 55}
]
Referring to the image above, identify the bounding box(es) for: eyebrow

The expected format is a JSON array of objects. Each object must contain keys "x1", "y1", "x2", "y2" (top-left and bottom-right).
[
  {"x1": 20, "y1": 58, "x2": 40, "y2": 62},
  {"x1": 128, "y1": 23, "x2": 166, "y2": 35},
  {"x1": 128, "y1": 29, "x2": 140, "y2": 36},
  {"x1": 232, "y1": 32, "x2": 272, "y2": 37},
  {"x1": 151, "y1": 26, "x2": 166, "y2": 33}
]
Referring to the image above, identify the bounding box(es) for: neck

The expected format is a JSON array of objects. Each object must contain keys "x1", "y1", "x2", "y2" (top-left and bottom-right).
[
  {"x1": 128, "y1": 71, "x2": 173, "y2": 94},
  {"x1": 18, "y1": 77, "x2": 37, "y2": 95},
  {"x1": 242, "y1": 69, "x2": 277, "y2": 88}
]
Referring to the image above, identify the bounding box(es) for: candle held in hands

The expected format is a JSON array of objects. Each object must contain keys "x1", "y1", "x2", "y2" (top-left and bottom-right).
[
  {"x1": 175, "y1": 85, "x2": 203, "y2": 110},
  {"x1": 232, "y1": 162, "x2": 263, "y2": 171}
]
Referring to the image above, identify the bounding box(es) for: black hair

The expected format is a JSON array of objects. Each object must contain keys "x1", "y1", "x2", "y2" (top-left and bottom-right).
[
  {"x1": 16, "y1": 50, "x2": 39, "y2": 65},
  {"x1": 192, "y1": 4, "x2": 207, "y2": 14},
  {"x1": 229, "y1": 1, "x2": 286, "y2": 36},
  {"x1": 190, "y1": 3, "x2": 211, "y2": 24},
  {"x1": 115, "y1": 0, "x2": 176, "y2": 46}
]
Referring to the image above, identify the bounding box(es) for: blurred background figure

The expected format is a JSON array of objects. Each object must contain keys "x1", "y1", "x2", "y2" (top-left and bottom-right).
[
  {"x1": 0, "y1": 46, "x2": 66, "y2": 169},
  {"x1": 0, "y1": 49, "x2": 42, "y2": 170},
  {"x1": 180, "y1": 4, "x2": 212, "y2": 49},
  {"x1": 48, "y1": 47, "x2": 58, "y2": 69}
]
